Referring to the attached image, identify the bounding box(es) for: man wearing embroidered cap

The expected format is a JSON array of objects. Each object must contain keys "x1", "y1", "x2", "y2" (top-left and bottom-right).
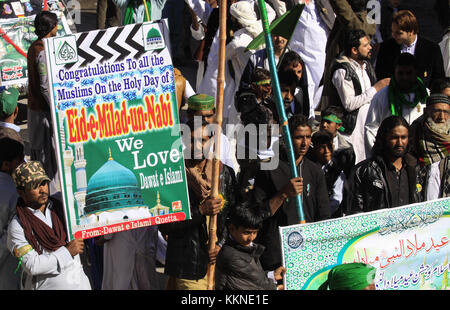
[
  {"x1": 188, "y1": 93, "x2": 215, "y2": 112},
  {"x1": 0, "y1": 87, "x2": 22, "y2": 144},
  {"x1": 6, "y1": 161, "x2": 91, "y2": 290},
  {"x1": 160, "y1": 121, "x2": 236, "y2": 290},
  {"x1": 318, "y1": 263, "x2": 376, "y2": 290},
  {"x1": 410, "y1": 93, "x2": 450, "y2": 199},
  {"x1": 185, "y1": 93, "x2": 237, "y2": 173}
]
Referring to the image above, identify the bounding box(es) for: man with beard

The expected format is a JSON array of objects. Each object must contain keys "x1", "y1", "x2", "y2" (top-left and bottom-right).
[
  {"x1": 328, "y1": 29, "x2": 390, "y2": 163},
  {"x1": 7, "y1": 161, "x2": 91, "y2": 289},
  {"x1": 410, "y1": 94, "x2": 450, "y2": 199},
  {"x1": 347, "y1": 115, "x2": 422, "y2": 214},
  {"x1": 185, "y1": 94, "x2": 236, "y2": 173},
  {"x1": 159, "y1": 121, "x2": 236, "y2": 290},
  {"x1": 364, "y1": 52, "x2": 428, "y2": 157},
  {"x1": 252, "y1": 114, "x2": 330, "y2": 271}
]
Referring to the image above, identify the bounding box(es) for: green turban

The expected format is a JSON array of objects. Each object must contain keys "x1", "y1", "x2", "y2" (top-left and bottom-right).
[{"x1": 318, "y1": 263, "x2": 376, "y2": 290}]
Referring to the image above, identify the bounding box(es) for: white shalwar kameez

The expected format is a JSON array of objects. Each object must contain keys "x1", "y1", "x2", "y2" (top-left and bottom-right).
[
  {"x1": 288, "y1": 0, "x2": 330, "y2": 114},
  {"x1": 7, "y1": 206, "x2": 91, "y2": 290}
]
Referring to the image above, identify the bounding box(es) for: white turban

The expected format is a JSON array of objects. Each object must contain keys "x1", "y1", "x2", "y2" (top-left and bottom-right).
[{"x1": 229, "y1": 1, "x2": 263, "y2": 38}]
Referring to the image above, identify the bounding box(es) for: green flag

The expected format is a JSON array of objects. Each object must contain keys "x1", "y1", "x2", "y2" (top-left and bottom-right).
[{"x1": 247, "y1": 4, "x2": 304, "y2": 51}]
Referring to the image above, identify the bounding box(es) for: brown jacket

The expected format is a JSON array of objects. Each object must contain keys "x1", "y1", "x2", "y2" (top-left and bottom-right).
[
  {"x1": 174, "y1": 67, "x2": 186, "y2": 111},
  {"x1": 27, "y1": 39, "x2": 49, "y2": 112}
]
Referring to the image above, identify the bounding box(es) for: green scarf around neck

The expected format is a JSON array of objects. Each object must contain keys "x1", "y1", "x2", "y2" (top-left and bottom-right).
[
  {"x1": 123, "y1": 0, "x2": 152, "y2": 25},
  {"x1": 388, "y1": 77, "x2": 428, "y2": 116}
]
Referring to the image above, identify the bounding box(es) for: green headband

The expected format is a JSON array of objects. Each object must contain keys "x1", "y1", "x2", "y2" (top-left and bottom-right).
[
  {"x1": 254, "y1": 79, "x2": 271, "y2": 86},
  {"x1": 322, "y1": 114, "x2": 346, "y2": 132}
]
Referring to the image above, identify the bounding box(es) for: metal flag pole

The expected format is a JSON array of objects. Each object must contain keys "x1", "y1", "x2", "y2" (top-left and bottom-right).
[{"x1": 257, "y1": 0, "x2": 305, "y2": 223}]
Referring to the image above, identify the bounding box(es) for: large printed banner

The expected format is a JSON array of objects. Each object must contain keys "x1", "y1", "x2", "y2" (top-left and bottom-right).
[
  {"x1": 280, "y1": 198, "x2": 450, "y2": 290},
  {"x1": 44, "y1": 21, "x2": 191, "y2": 240}
]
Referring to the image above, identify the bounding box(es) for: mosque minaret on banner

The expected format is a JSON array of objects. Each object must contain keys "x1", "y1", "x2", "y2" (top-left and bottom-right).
[{"x1": 73, "y1": 143, "x2": 87, "y2": 217}]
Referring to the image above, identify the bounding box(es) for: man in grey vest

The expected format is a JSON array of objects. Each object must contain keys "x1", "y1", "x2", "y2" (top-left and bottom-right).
[{"x1": 328, "y1": 29, "x2": 391, "y2": 163}]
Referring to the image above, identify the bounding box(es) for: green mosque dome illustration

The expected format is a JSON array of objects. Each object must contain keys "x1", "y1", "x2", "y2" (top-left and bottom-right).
[
  {"x1": 84, "y1": 150, "x2": 147, "y2": 214},
  {"x1": 146, "y1": 28, "x2": 163, "y2": 46}
]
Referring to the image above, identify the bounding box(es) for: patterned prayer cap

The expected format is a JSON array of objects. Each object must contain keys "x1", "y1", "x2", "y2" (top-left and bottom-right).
[{"x1": 426, "y1": 93, "x2": 450, "y2": 106}]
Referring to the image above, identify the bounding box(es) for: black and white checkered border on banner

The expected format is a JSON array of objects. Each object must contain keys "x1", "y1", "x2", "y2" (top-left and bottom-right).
[{"x1": 64, "y1": 23, "x2": 147, "y2": 70}]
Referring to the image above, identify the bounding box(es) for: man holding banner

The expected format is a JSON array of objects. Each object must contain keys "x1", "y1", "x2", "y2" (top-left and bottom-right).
[{"x1": 7, "y1": 162, "x2": 91, "y2": 290}]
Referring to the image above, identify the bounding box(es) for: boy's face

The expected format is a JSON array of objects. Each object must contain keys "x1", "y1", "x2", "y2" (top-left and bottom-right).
[
  {"x1": 320, "y1": 119, "x2": 341, "y2": 137},
  {"x1": 314, "y1": 144, "x2": 333, "y2": 165},
  {"x1": 280, "y1": 82, "x2": 296, "y2": 110},
  {"x1": 286, "y1": 63, "x2": 303, "y2": 81},
  {"x1": 229, "y1": 224, "x2": 258, "y2": 247}
]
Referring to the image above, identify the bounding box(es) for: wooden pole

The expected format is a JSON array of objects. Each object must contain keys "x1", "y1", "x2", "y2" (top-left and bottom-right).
[{"x1": 207, "y1": 0, "x2": 227, "y2": 290}]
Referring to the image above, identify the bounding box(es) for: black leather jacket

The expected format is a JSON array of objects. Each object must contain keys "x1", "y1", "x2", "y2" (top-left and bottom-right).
[
  {"x1": 159, "y1": 164, "x2": 236, "y2": 280},
  {"x1": 347, "y1": 154, "x2": 423, "y2": 215},
  {"x1": 215, "y1": 237, "x2": 277, "y2": 290}
]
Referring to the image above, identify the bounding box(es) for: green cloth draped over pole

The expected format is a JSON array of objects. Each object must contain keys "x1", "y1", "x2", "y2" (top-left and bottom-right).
[
  {"x1": 247, "y1": 4, "x2": 304, "y2": 68},
  {"x1": 256, "y1": 0, "x2": 305, "y2": 223},
  {"x1": 247, "y1": 4, "x2": 304, "y2": 51}
]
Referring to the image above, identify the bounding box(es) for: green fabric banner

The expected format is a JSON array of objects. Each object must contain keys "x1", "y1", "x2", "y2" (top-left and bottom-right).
[{"x1": 280, "y1": 198, "x2": 450, "y2": 290}]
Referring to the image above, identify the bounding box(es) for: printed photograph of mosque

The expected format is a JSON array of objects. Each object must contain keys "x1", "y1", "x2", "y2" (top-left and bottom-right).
[
  {"x1": 57, "y1": 113, "x2": 172, "y2": 230},
  {"x1": 143, "y1": 23, "x2": 165, "y2": 51}
]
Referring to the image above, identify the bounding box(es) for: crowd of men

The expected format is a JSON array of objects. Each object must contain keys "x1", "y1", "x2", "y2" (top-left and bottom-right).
[{"x1": 0, "y1": 0, "x2": 449, "y2": 291}]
